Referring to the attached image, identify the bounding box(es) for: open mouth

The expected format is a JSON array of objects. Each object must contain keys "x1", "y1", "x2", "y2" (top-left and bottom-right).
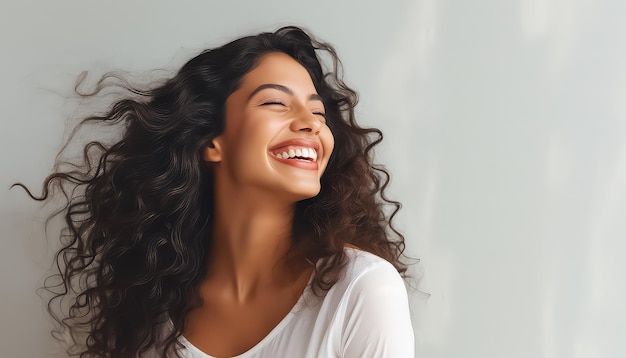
[
  {"x1": 268, "y1": 139, "x2": 321, "y2": 170},
  {"x1": 272, "y1": 147, "x2": 317, "y2": 162}
]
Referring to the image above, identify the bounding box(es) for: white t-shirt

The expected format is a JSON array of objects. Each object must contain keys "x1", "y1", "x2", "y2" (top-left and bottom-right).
[{"x1": 179, "y1": 247, "x2": 415, "y2": 358}]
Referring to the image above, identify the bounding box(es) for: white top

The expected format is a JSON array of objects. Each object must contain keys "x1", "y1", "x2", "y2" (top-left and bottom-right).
[{"x1": 179, "y1": 247, "x2": 415, "y2": 358}]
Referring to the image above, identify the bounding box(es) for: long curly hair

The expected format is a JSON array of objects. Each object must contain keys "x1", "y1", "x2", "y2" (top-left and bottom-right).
[{"x1": 16, "y1": 26, "x2": 408, "y2": 357}]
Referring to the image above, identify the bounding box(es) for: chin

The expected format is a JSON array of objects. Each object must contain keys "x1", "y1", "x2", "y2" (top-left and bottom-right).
[{"x1": 289, "y1": 186, "x2": 321, "y2": 202}]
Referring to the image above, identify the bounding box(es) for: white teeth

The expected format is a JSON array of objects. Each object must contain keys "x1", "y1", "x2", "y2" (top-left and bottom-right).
[{"x1": 274, "y1": 147, "x2": 318, "y2": 160}]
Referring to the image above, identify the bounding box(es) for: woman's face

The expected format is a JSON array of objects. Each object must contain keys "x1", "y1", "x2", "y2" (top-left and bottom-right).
[{"x1": 205, "y1": 52, "x2": 334, "y2": 202}]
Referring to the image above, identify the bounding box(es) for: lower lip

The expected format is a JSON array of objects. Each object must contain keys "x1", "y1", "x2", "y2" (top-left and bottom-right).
[{"x1": 271, "y1": 155, "x2": 319, "y2": 170}]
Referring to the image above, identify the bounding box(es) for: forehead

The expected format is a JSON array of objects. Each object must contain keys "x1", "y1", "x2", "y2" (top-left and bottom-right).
[{"x1": 238, "y1": 52, "x2": 317, "y2": 93}]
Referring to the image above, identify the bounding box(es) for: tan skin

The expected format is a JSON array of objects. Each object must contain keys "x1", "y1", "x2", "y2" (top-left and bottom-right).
[{"x1": 184, "y1": 52, "x2": 348, "y2": 357}]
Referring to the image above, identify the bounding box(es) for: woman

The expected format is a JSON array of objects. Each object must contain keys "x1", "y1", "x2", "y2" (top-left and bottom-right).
[{"x1": 20, "y1": 26, "x2": 414, "y2": 357}]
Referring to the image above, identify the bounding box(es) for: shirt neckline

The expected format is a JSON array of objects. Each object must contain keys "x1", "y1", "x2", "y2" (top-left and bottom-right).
[{"x1": 180, "y1": 266, "x2": 317, "y2": 358}]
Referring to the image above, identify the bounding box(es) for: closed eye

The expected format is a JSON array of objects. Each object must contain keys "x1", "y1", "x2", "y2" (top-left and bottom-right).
[
  {"x1": 260, "y1": 100, "x2": 286, "y2": 106},
  {"x1": 313, "y1": 111, "x2": 326, "y2": 119}
]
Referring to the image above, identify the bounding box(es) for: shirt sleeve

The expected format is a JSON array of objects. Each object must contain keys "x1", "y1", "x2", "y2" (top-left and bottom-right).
[{"x1": 340, "y1": 261, "x2": 415, "y2": 358}]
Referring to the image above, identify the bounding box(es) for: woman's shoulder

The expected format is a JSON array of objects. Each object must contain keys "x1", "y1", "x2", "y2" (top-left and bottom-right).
[
  {"x1": 331, "y1": 247, "x2": 406, "y2": 297},
  {"x1": 342, "y1": 245, "x2": 402, "y2": 281},
  {"x1": 328, "y1": 246, "x2": 414, "y2": 357}
]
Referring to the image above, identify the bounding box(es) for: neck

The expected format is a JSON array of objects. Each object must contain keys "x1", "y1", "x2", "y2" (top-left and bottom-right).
[{"x1": 206, "y1": 181, "x2": 309, "y2": 303}]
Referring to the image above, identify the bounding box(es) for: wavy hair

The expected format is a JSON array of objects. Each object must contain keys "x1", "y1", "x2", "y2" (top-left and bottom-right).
[{"x1": 16, "y1": 26, "x2": 409, "y2": 357}]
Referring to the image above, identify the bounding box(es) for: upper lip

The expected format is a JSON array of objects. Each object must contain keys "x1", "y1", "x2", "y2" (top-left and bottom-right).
[{"x1": 268, "y1": 138, "x2": 320, "y2": 152}]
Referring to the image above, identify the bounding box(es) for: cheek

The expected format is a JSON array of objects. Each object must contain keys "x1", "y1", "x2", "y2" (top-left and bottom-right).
[
  {"x1": 324, "y1": 129, "x2": 335, "y2": 157},
  {"x1": 224, "y1": 121, "x2": 286, "y2": 174}
]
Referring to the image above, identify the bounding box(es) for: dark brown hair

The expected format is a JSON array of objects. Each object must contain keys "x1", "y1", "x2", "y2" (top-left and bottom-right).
[{"x1": 16, "y1": 26, "x2": 409, "y2": 357}]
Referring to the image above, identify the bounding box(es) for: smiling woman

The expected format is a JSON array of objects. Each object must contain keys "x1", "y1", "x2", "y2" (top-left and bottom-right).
[
  {"x1": 204, "y1": 52, "x2": 335, "y2": 202},
  {"x1": 16, "y1": 26, "x2": 414, "y2": 358}
]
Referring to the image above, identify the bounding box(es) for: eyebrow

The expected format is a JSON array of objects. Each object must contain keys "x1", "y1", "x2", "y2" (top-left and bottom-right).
[{"x1": 248, "y1": 83, "x2": 323, "y2": 102}]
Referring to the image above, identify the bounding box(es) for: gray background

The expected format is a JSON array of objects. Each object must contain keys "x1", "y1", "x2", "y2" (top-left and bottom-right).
[{"x1": 2, "y1": 0, "x2": 625, "y2": 357}]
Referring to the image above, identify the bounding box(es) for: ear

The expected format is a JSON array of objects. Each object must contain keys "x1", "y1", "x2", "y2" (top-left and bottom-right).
[{"x1": 202, "y1": 137, "x2": 223, "y2": 163}]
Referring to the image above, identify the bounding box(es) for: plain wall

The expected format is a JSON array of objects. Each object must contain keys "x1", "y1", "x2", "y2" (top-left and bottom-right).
[{"x1": 1, "y1": 0, "x2": 625, "y2": 357}]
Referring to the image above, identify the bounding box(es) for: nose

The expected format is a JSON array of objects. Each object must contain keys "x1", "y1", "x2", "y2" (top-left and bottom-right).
[{"x1": 290, "y1": 106, "x2": 322, "y2": 134}]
